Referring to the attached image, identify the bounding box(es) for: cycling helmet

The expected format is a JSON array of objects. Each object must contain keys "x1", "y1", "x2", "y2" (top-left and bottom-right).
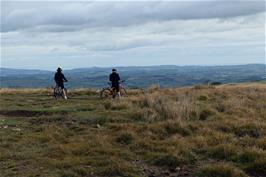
[
  {"x1": 57, "y1": 67, "x2": 62, "y2": 72},
  {"x1": 112, "y1": 68, "x2": 117, "y2": 72}
]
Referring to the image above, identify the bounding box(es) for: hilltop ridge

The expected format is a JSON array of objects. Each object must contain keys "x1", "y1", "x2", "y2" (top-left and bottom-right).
[
  {"x1": 0, "y1": 83, "x2": 266, "y2": 177},
  {"x1": 1, "y1": 64, "x2": 265, "y2": 88}
]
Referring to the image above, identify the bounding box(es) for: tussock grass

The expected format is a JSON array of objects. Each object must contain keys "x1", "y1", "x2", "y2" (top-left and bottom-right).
[
  {"x1": 0, "y1": 83, "x2": 265, "y2": 177},
  {"x1": 197, "y1": 163, "x2": 248, "y2": 177}
]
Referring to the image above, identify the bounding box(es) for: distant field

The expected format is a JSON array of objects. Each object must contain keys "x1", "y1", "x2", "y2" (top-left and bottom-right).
[
  {"x1": 1, "y1": 64, "x2": 265, "y2": 88},
  {"x1": 0, "y1": 83, "x2": 266, "y2": 177}
]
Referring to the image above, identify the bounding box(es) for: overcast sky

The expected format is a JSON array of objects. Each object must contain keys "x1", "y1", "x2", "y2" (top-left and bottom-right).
[{"x1": 1, "y1": 0, "x2": 265, "y2": 70}]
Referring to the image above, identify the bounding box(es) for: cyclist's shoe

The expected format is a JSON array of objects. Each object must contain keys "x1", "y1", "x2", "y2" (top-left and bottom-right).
[{"x1": 64, "y1": 96, "x2": 68, "y2": 100}]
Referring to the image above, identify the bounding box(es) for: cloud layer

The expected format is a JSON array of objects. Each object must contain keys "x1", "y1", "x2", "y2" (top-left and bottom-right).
[
  {"x1": 1, "y1": 1, "x2": 265, "y2": 32},
  {"x1": 1, "y1": 1, "x2": 265, "y2": 69}
]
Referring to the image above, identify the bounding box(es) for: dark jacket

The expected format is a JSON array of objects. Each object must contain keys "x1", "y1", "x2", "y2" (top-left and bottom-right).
[
  {"x1": 109, "y1": 72, "x2": 120, "y2": 84},
  {"x1": 54, "y1": 72, "x2": 67, "y2": 83}
]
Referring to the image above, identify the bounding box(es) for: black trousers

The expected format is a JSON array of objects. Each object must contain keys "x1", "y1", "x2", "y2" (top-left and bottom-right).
[
  {"x1": 56, "y1": 82, "x2": 64, "y2": 89},
  {"x1": 112, "y1": 83, "x2": 119, "y2": 92}
]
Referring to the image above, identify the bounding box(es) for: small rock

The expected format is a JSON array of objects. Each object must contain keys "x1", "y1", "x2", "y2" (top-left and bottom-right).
[
  {"x1": 12, "y1": 128, "x2": 21, "y2": 131},
  {"x1": 96, "y1": 124, "x2": 101, "y2": 128},
  {"x1": 163, "y1": 171, "x2": 170, "y2": 176},
  {"x1": 183, "y1": 171, "x2": 189, "y2": 175},
  {"x1": 176, "y1": 167, "x2": 181, "y2": 171},
  {"x1": 170, "y1": 168, "x2": 176, "y2": 172},
  {"x1": 3, "y1": 125, "x2": 8, "y2": 129}
]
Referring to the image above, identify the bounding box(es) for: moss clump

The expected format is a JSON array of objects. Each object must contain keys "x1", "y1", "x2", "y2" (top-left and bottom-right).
[
  {"x1": 153, "y1": 154, "x2": 181, "y2": 168},
  {"x1": 116, "y1": 132, "x2": 134, "y2": 145}
]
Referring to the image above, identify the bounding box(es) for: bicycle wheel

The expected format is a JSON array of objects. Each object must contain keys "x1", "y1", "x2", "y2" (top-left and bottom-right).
[
  {"x1": 120, "y1": 88, "x2": 127, "y2": 97},
  {"x1": 100, "y1": 88, "x2": 112, "y2": 99},
  {"x1": 54, "y1": 87, "x2": 64, "y2": 99},
  {"x1": 54, "y1": 87, "x2": 58, "y2": 99},
  {"x1": 59, "y1": 88, "x2": 65, "y2": 98}
]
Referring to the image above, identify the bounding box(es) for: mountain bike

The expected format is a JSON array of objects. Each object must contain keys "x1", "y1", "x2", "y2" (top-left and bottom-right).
[{"x1": 100, "y1": 80, "x2": 127, "y2": 99}]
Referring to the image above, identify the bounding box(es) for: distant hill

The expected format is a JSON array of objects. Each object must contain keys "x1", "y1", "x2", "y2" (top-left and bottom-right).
[
  {"x1": 0, "y1": 64, "x2": 265, "y2": 88},
  {"x1": 0, "y1": 68, "x2": 51, "y2": 76}
]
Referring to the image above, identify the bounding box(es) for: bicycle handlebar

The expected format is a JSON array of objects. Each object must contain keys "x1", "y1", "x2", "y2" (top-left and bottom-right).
[
  {"x1": 107, "y1": 80, "x2": 126, "y2": 86},
  {"x1": 108, "y1": 80, "x2": 125, "y2": 84}
]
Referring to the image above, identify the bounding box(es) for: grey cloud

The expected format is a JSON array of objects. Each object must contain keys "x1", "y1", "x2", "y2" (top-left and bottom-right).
[{"x1": 1, "y1": 1, "x2": 265, "y2": 32}]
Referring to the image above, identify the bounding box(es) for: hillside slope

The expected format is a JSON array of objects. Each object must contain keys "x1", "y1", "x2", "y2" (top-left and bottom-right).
[
  {"x1": 0, "y1": 83, "x2": 266, "y2": 177},
  {"x1": 1, "y1": 64, "x2": 265, "y2": 88}
]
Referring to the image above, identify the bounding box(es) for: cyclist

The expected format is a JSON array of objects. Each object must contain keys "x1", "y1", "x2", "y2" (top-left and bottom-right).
[
  {"x1": 109, "y1": 68, "x2": 121, "y2": 98},
  {"x1": 54, "y1": 67, "x2": 68, "y2": 99}
]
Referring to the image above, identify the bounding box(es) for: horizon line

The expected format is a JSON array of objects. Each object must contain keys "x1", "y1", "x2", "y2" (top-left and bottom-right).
[{"x1": 1, "y1": 63, "x2": 265, "y2": 72}]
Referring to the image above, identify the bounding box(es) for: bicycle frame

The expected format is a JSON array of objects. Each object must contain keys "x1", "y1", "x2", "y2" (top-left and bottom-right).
[
  {"x1": 107, "y1": 80, "x2": 125, "y2": 91},
  {"x1": 101, "y1": 80, "x2": 126, "y2": 98},
  {"x1": 119, "y1": 81, "x2": 125, "y2": 90}
]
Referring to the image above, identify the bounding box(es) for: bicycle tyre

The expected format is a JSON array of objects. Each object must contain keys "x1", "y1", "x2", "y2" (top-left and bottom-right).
[
  {"x1": 54, "y1": 87, "x2": 64, "y2": 99},
  {"x1": 120, "y1": 88, "x2": 127, "y2": 97},
  {"x1": 53, "y1": 87, "x2": 59, "y2": 99},
  {"x1": 100, "y1": 88, "x2": 112, "y2": 99}
]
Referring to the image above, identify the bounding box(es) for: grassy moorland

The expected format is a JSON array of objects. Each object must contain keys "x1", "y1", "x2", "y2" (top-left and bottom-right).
[{"x1": 0, "y1": 83, "x2": 266, "y2": 177}]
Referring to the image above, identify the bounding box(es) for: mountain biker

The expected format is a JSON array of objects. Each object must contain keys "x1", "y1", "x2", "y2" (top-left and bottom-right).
[
  {"x1": 109, "y1": 68, "x2": 121, "y2": 98},
  {"x1": 54, "y1": 67, "x2": 68, "y2": 99}
]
